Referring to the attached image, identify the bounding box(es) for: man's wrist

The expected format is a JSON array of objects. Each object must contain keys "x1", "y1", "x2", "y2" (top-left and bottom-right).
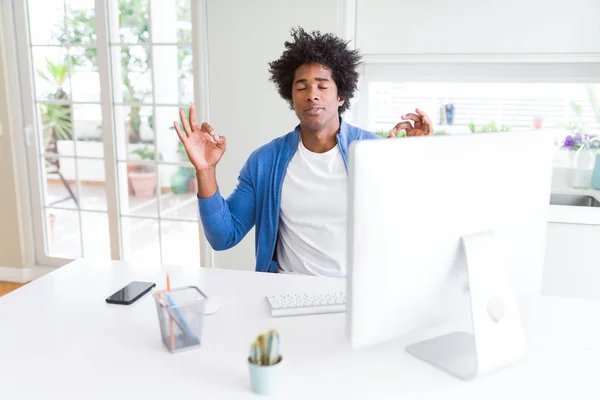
[
  {"x1": 196, "y1": 167, "x2": 216, "y2": 178},
  {"x1": 196, "y1": 168, "x2": 218, "y2": 199}
]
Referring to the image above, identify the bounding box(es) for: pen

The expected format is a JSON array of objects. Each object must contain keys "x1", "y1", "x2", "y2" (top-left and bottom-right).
[
  {"x1": 157, "y1": 292, "x2": 198, "y2": 343},
  {"x1": 167, "y1": 274, "x2": 175, "y2": 351},
  {"x1": 162, "y1": 293, "x2": 198, "y2": 343}
]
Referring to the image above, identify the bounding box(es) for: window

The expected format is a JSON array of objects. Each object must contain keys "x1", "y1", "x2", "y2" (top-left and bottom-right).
[
  {"x1": 368, "y1": 82, "x2": 599, "y2": 135},
  {"x1": 359, "y1": 63, "x2": 600, "y2": 170},
  {"x1": 17, "y1": 0, "x2": 203, "y2": 267},
  {"x1": 367, "y1": 82, "x2": 600, "y2": 169}
]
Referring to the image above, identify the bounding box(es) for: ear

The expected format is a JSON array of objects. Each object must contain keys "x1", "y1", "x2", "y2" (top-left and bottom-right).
[{"x1": 338, "y1": 96, "x2": 345, "y2": 107}]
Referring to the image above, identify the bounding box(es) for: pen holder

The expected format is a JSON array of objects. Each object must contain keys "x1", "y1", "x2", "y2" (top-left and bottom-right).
[
  {"x1": 153, "y1": 286, "x2": 206, "y2": 353},
  {"x1": 248, "y1": 356, "x2": 283, "y2": 396}
]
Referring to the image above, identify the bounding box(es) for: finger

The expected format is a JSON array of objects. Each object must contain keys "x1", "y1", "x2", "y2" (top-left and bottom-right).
[
  {"x1": 415, "y1": 108, "x2": 433, "y2": 134},
  {"x1": 180, "y1": 109, "x2": 192, "y2": 136},
  {"x1": 215, "y1": 135, "x2": 226, "y2": 150},
  {"x1": 173, "y1": 121, "x2": 187, "y2": 141},
  {"x1": 391, "y1": 122, "x2": 413, "y2": 134},
  {"x1": 200, "y1": 122, "x2": 215, "y2": 135},
  {"x1": 403, "y1": 113, "x2": 423, "y2": 130},
  {"x1": 402, "y1": 113, "x2": 422, "y2": 123},
  {"x1": 200, "y1": 122, "x2": 221, "y2": 142},
  {"x1": 406, "y1": 129, "x2": 423, "y2": 137},
  {"x1": 415, "y1": 108, "x2": 429, "y2": 119},
  {"x1": 390, "y1": 127, "x2": 411, "y2": 138},
  {"x1": 189, "y1": 105, "x2": 198, "y2": 129}
]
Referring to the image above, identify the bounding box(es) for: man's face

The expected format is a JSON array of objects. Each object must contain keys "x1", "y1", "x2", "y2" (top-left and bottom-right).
[{"x1": 291, "y1": 63, "x2": 344, "y2": 131}]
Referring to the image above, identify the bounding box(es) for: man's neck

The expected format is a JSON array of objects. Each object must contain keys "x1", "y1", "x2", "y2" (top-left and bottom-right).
[{"x1": 300, "y1": 117, "x2": 341, "y2": 153}]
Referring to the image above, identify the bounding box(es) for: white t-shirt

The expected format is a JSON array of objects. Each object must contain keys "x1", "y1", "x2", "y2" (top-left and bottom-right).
[{"x1": 276, "y1": 137, "x2": 348, "y2": 278}]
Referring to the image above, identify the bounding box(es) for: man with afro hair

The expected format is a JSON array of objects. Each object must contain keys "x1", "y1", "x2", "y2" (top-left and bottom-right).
[{"x1": 174, "y1": 27, "x2": 432, "y2": 277}]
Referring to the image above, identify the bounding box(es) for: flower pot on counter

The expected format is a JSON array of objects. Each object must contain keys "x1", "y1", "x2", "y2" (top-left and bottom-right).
[{"x1": 129, "y1": 171, "x2": 156, "y2": 198}]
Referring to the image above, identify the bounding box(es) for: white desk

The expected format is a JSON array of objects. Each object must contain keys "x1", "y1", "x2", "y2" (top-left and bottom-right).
[{"x1": 1, "y1": 259, "x2": 599, "y2": 399}]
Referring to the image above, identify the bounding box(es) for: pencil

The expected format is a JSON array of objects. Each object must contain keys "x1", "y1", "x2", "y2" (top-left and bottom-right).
[{"x1": 167, "y1": 274, "x2": 174, "y2": 351}]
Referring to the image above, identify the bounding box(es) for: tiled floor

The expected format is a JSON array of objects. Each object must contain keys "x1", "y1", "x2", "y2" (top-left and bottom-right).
[
  {"x1": 43, "y1": 180, "x2": 201, "y2": 266},
  {"x1": 45, "y1": 180, "x2": 199, "y2": 219}
]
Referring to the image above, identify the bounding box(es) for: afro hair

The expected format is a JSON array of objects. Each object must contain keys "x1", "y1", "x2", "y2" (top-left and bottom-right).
[{"x1": 268, "y1": 27, "x2": 362, "y2": 114}]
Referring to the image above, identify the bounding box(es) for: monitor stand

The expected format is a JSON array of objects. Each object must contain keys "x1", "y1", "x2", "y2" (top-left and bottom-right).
[{"x1": 405, "y1": 231, "x2": 527, "y2": 380}]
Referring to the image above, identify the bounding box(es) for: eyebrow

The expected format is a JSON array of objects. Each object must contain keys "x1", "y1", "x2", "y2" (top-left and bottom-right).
[{"x1": 294, "y1": 77, "x2": 331, "y2": 84}]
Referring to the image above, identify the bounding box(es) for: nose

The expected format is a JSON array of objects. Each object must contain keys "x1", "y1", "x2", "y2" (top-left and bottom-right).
[{"x1": 306, "y1": 86, "x2": 319, "y2": 102}]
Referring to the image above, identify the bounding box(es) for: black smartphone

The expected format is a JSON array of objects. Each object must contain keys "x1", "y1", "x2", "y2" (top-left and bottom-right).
[{"x1": 105, "y1": 281, "x2": 156, "y2": 305}]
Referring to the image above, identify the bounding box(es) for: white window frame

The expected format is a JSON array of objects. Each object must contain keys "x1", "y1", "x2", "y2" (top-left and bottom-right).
[
  {"x1": 355, "y1": 62, "x2": 600, "y2": 129},
  {"x1": 3, "y1": 0, "x2": 214, "y2": 269},
  {"x1": 1, "y1": 0, "x2": 37, "y2": 271}
]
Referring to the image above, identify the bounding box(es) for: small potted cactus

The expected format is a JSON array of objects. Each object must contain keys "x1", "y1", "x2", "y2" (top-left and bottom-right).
[{"x1": 247, "y1": 329, "x2": 282, "y2": 395}]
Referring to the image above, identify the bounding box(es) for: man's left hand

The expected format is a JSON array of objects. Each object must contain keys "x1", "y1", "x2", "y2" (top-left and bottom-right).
[{"x1": 389, "y1": 108, "x2": 433, "y2": 137}]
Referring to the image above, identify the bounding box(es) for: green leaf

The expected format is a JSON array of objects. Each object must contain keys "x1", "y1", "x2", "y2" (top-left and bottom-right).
[
  {"x1": 586, "y1": 84, "x2": 600, "y2": 124},
  {"x1": 468, "y1": 121, "x2": 476, "y2": 133},
  {"x1": 40, "y1": 103, "x2": 72, "y2": 141}
]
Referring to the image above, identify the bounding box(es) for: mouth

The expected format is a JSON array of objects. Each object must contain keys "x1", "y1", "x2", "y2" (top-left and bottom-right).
[{"x1": 305, "y1": 106, "x2": 324, "y2": 116}]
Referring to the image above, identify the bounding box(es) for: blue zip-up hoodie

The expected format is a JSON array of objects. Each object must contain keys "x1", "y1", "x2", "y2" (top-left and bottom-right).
[{"x1": 197, "y1": 118, "x2": 380, "y2": 272}]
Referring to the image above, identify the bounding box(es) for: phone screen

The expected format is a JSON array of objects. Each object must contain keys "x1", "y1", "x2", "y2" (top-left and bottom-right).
[{"x1": 106, "y1": 281, "x2": 156, "y2": 304}]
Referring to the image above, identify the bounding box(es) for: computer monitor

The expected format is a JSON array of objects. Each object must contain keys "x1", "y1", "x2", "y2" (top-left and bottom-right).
[{"x1": 346, "y1": 130, "x2": 555, "y2": 379}]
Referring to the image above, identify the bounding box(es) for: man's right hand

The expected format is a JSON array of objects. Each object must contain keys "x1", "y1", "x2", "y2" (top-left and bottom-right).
[{"x1": 173, "y1": 105, "x2": 226, "y2": 172}]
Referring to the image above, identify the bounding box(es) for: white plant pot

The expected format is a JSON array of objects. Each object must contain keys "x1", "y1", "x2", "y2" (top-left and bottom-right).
[{"x1": 247, "y1": 356, "x2": 283, "y2": 396}]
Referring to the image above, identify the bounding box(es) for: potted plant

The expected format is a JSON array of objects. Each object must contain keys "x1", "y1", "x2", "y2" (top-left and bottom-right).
[
  {"x1": 129, "y1": 146, "x2": 161, "y2": 198},
  {"x1": 561, "y1": 132, "x2": 599, "y2": 166},
  {"x1": 468, "y1": 121, "x2": 512, "y2": 133},
  {"x1": 167, "y1": 141, "x2": 197, "y2": 195},
  {"x1": 374, "y1": 128, "x2": 407, "y2": 138},
  {"x1": 247, "y1": 329, "x2": 282, "y2": 395}
]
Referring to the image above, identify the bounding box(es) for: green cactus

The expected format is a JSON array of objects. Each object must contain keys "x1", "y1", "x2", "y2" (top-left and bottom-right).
[{"x1": 249, "y1": 329, "x2": 281, "y2": 366}]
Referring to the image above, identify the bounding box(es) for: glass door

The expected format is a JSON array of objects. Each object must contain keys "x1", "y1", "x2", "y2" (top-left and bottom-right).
[{"x1": 15, "y1": 0, "x2": 203, "y2": 268}]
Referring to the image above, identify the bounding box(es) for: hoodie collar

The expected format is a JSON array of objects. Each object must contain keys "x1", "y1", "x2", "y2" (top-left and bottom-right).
[{"x1": 287, "y1": 116, "x2": 353, "y2": 168}]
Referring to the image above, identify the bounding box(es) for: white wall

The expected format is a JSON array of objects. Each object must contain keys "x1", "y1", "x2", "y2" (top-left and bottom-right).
[
  {"x1": 205, "y1": 0, "x2": 343, "y2": 270},
  {"x1": 363, "y1": 63, "x2": 600, "y2": 83},
  {"x1": 0, "y1": 4, "x2": 25, "y2": 269},
  {"x1": 356, "y1": 0, "x2": 600, "y2": 56},
  {"x1": 203, "y1": 0, "x2": 600, "y2": 271},
  {"x1": 3, "y1": 0, "x2": 599, "y2": 274}
]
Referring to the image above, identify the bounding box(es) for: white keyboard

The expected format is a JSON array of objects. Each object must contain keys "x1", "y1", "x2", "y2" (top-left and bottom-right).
[{"x1": 265, "y1": 292, "x2": 346, "y2": 317}]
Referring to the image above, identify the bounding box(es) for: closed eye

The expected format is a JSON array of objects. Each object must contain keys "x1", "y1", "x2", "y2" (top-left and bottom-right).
[{"x1": 295, "y1": 86, "x2": 328, "y2": 91}]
